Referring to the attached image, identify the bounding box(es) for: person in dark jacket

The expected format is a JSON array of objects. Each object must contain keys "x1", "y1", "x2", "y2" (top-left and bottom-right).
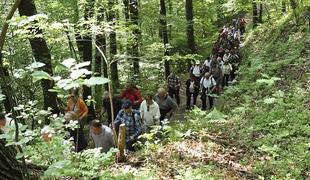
[
  {"x1": 102, "y1": 91, "x2": 122, "y2": 126},
  {"x1": 185, "y1": 75, "x2": 200, "y2": 109}
]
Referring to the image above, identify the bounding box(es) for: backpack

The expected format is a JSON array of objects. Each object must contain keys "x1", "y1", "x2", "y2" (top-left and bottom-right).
[{"x1": 189, "y1": 81, "x2": 195, "y2": 93}]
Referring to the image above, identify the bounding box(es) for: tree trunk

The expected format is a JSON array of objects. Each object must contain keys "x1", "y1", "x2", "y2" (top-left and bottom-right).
[
  {"x1": 167, "y1": 0, "x2": 173, "y2": 40},
  {"x1": 289, "y1": 0, "x2": 299, "y2": 25},
  {"x1": 160, "y1": 0, "x2": 170, "y2": 78},
  {"x1": 117, "y1": 124, "x2": 126, "y2": 162},
  {"x1": 185, "y1": 0, "x2": 195, "y2": 69},
  {"x1": 94, "y1": 7, "x2": 106, "y2": 113},
  {"x1": 18, "y1": 0, "x2": 59, "y2": 123},
  {"x1": 252, "y1": 0, "x2": 259, "y2": 28},
  {"x1": 0, "y1": 131, "x2": 25, "y2": 180},
  {"x1": 259, "y1": 3, "x2": 263, "y2": 23},
  {"x1": 129, "y1": 0, "x2": 140, "y2": 76},
  {"x1": 108, "y1": 0, "x2": 120, "y2": 89},
  {"x1": 282, "y1": 0, "x2": 286, "y2": 14},
  {"x1": 123, "y1": 0, "x2": 130, "y2": 21},
  {"x1": 76, "y1": 0, "x2": 96, "y2": 121}
]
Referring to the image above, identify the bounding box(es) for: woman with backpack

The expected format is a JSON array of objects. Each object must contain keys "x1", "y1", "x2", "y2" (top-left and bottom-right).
[{"x1": 200, "y1": 72, "x2": 217, "y2": 110}]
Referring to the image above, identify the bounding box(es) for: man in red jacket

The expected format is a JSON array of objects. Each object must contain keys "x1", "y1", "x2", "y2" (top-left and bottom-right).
[{"x1": 120, "y1": 80, "x2": 142, "y2": 109}]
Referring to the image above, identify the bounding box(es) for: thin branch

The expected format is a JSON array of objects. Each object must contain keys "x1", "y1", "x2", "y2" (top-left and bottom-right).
[{"x1": 94, "y1": 43, "x2": 118, "y2": 146}]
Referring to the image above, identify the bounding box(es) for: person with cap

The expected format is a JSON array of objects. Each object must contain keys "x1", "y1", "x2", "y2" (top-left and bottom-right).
[
  {"x1": 89, "y1": 119, "x2": 115, "y2": 153},
  {"x1": 120, "y1": 80, "x2": 143, "y2": 109},
  {"x1": 190, "y1": 61, "x2": 203, "y2": 83},
  {"x1": 166, "y1": 72, "x2": 181, "y2": 105},
  {"x1": 114, "y1": 100, "x2": 142, "y2": 151},
  {"x1": 154, "y1": 88, "x2": 178, "y2": 123}
]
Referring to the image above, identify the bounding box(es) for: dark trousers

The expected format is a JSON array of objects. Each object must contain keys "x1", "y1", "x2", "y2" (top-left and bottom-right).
[
  {"x1": 126, "y1": 139, "x2": 135, "y2": 152},
  {"x1": 159, "y1": 108, "x2": 171, "y2": 122},
  {"x1": 224, "y1": 74, "x2": 230, "y2": 87},
  {"x1": 201, "y1": 89, "x2": 214, "y2": 110},
  {"x1": 186, "y1": 92, "x2": 198, "y2": 108},
  {"x1": 168, "y1": 88, "x2": 180, "y2": 105},
  {"x1": 194, "y1": 76, "x2": 201, "y2": 83},
  {"x1": 240, "y1": 26, "x2": 245, "y2": 35},
  {"x1": 67, "y1": 121, "x2": 87, "y2": 152}
]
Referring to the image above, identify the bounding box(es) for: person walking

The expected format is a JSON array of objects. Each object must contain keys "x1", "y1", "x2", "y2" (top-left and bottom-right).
[
  {"x1": 167, "y1": 72, "x2": 181, "y2": 105},
  {"x1": 200, "y1": 72, "x2": 217, "y2": 110}
]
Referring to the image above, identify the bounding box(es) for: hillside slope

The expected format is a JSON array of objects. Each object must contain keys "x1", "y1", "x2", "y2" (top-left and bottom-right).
[{"x1": 214, "y1": 10, "x2": 310, "y2": 179}]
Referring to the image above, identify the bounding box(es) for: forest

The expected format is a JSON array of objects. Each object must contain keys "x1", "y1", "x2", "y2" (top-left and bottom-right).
[{"x1": 0, "y1": 0, "x2": 309, "y2": 179}]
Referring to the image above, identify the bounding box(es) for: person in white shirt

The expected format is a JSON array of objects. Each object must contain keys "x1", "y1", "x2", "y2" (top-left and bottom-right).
[
  {"x1": 223, "y1": 50, "x2": 231, "y2": 62},
  {"x1": 190, "y1": 61, "x2": 202, "y2": 82},
  {"x1": 200, "y1": 72, "x2": 217, "y2": 110},
  {"x1": 203, "y1": 56, "x2": 213, "y2": 73},
  {"x1": 140, "y1": 93, "x2": 160, "y2": 132},
  {"x1": 222, "y1": 60, "x2": 233, "y2": 87}
]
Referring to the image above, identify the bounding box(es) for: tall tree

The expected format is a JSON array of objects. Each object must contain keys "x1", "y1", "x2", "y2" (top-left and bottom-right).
[
  {"x1": 282, "y1": 0, "x2": 287, "y2": 14},
  {"x1": 18, "y1": 0, "x2": 59, "y2": 122},
  {"x1": 94, "y1": 6, "x2": 107, "y2": 113},
  {"x1": 185, "y1": 0, "x2": 195, "y2": 68},
  {"x1": 252, "y1": 0, "x2": 259, "y2": 28},
  {"x1": 0, "y1": 134, "x2": 25, "y2": 179},
  {"x1": 108, "y1": 0, "x2": 119, "y2": 89},
  {"x1": 160, "y1": 0, "x2": 170, "y2": 78},
  {"x1": 76, "y1": 0, "x2": 96, "y2": 120},
  {"x1": 129, "y1": 0, "x2": 140, "y2": 75},
  {"x1": 259, "y1": 3, "x2": 263, "y2": 23}
]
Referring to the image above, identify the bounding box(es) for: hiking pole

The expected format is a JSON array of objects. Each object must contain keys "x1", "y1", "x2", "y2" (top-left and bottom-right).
[{"x1": 76, "y1": 121, "x2": 79, "y2": 152}]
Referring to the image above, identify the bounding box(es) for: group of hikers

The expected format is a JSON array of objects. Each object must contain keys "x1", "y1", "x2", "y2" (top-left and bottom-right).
[{"x1": 0, "y1": 19, "x2": 244, "y2": 154}]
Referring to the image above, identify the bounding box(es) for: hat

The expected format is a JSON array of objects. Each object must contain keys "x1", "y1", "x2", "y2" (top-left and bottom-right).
[
  {"x1": 195, "y1": 61, "x2": 200, "y2": 65},
  {"x1": 122, "y1": 100, "x2": 132, "y2": 109}
]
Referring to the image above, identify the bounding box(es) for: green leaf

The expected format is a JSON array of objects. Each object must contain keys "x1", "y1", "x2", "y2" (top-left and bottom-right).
[
  {"x1": 62, "y1": 58, "x2": 76, "y2": 68},
  {"x1": 264, "y1": 97, "x2": 276, "y2": 104},
  {"x1": 26, "y1": 62, "x2": 45, "y2": 70},
  {"x1": 0, "y1": 93, "x2": 5, "y2": 102},
  {"x1": 31, "y1": 71, "x2": 52, "y2": 82},
  {"x1": 16, "y1": 152, "x2": 25, "y2": 159},
  {"x1": 83, "y1": 77, "x2": 110, "y2": 87},
  {"x1": 206, "y1": 108, "x2": 227, "y2": 120},
  {"x1": 70, "y1": 69, "x2": 91, "y2": 80}
]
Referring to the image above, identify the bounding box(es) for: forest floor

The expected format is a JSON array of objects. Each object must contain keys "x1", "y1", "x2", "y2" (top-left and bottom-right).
[{"x1": 109, "y1": 78, "x2": 256, "y2": 179}]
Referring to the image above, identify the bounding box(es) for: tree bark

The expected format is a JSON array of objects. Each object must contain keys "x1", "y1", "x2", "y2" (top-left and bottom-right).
[
  {"x1": 185, "y1": 0, "x2": 195, "y2": 69},
  {"x1": 252, "y1": 0, "x2": 259, "y2": 28},
  {"x1": 94, "y1": 7, "x2": 106, "y2": 112},
  {"x1": 18, "y1": 0, "x2": 60, "y2": 122},
  {"x1": 0, "y1": 131, "x2": 25, "y2": 180},
  {"x1": 108, "y1": 0, "x2": 120, "y2": 89},
  {"x1": 129, "y1": 0, "x2": 140, "y2": 75},
  {"x1": 76, "y1": 0, "x2": 96, "y2": 121},
  {"x1": 117, "y1": 124, "x2": 126, "y2": 162},
  {"x1": 259, "y1": 3, "x2": 263, "y2": 23},
  {"x1": 282, "y1": 0, "x2": 286, "y2": 14},
  {"x1": 160, "y1": 0, "x2": 170, "y2": 78},
  {"x1": 123, "y1": 0, "x2": 130, "y2": 21}
]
